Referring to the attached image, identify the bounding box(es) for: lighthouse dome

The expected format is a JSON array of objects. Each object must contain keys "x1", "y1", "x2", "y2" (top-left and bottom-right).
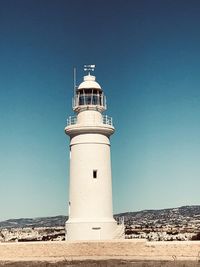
[
  {"x1": 73, "y1": 72, "x2": 106, "y2": 112},
  {"x1": 78, "y1": 74, "x2": 102, "y2": 90}
]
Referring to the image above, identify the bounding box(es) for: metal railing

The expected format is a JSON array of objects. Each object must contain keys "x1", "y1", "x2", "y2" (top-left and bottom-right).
[
  {"x1": 102, "y1": 115, "x2": 113, "y2": 126},
  {"x1": 66, "y1": 116, "x2": 77, "y2": 126},
  {"x1": 72, "y1": 94, "x2": 107, "y2": 110},
  {"x1": 66, "y1": 115, "x2": 113, "y2": 127}
]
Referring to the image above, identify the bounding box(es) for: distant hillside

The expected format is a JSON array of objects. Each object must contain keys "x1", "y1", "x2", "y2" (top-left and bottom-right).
[
  {"x1": 115, "y1": 205, "x2": 200, "y2": 225},
  {"x1": 0, "y1": 216, "x2": 67, "y2": 229},
  {"x1": 0, "y1": 205, "x2": 200, "y2": 228},
  {"x1": 116, "y1": 205, "x2": 200, "y2": 218}
]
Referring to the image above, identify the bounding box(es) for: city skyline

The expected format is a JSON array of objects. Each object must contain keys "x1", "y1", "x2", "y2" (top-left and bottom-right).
[{"x1": 1, "y1": 0, "x2": 200, "y2": 220}]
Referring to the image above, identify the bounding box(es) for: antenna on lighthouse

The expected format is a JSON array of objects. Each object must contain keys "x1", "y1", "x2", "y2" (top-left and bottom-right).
[
  {"x1": 84, "y1": 64, "x2": 96, "y2": 75},
  {"x1": 73, "y1": 66, "x2": 77, "y2": 98}
]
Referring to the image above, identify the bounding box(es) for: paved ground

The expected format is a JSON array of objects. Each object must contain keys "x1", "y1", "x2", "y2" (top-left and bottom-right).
[
  {"x1": 0, "y1": 260, "x2": 200, "y2": 267},
  {"x1": 0, "y1": 240, "x2": 200, "y2": 264}
]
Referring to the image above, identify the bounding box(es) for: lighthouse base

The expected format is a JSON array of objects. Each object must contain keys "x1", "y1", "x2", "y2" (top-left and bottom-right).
[{"x1": 65, "y1": 219, "x2": 121, "y2": 241}]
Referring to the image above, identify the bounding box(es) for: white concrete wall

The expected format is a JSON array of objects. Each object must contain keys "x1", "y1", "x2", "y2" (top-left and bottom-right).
[
  {"x1": 77, "y1": 110, "x2": 103, "y2": 125},
  {"x1": 66, "y1": 110, "x2": 117, "y2": 240},
  {"x1": 69, "y1": 136, "x2": 113, "y2": 219},
  {"x1": 66, "y1": 221, "x2": 117, "y2": 240}
]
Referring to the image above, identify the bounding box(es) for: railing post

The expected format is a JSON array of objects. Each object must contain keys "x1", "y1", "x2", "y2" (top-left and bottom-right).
[{"x1": 102, "y1": 115, "x2": 113, "y2": 126}]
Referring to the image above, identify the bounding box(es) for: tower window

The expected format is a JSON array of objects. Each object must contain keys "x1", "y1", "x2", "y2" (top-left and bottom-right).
[{"x1": 93, "y1": 170, "x2": 97, "y2": 179}]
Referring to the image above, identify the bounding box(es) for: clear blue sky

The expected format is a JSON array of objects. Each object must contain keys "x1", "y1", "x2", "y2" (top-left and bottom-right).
[{"x1": 0, "y1": 0, "x2": 200, "y2": 220}]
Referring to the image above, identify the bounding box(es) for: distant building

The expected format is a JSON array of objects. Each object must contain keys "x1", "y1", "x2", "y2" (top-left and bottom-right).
[{"x1": 65, "y1": 65, "x2": 124, "y2": 240}]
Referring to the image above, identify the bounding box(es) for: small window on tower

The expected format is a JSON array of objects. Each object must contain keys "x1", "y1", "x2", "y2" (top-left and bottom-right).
[{"x1": 93, "y1": 170, "x2": 97, "y2": 179}]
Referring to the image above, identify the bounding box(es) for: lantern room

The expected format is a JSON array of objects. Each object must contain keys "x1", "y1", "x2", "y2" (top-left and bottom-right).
[{"x1": 73, "y1": 74, "x2": 107, "y2": 112}]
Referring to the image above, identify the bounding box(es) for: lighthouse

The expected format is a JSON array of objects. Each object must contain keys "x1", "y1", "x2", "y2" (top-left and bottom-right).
[{"x1": 65, "y1": 65, "x2": 124, "y2": 240}]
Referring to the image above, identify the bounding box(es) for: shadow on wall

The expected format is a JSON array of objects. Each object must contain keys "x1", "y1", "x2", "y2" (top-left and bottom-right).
[{"x1": 192, "y1": 233, "x2": 200, "y2": 240}]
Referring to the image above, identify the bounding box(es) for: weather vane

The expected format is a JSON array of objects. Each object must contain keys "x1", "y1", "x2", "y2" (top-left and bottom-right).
[{"x1": 84, "y1": 64, "x2": 96, "y2": 74}]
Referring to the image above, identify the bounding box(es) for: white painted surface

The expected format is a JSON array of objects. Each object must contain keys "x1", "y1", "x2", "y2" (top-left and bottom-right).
[
  {"x1": 65, "y1": 73, "x2": 124, "y2": 240},
  {"x1": 78, "y1": 74, "x2": 101, "y2": 90}
]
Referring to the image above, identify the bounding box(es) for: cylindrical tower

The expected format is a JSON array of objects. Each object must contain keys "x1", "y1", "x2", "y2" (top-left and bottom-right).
[{"x1": 65, "y1": 68, "x2": 122, "y2": 240}]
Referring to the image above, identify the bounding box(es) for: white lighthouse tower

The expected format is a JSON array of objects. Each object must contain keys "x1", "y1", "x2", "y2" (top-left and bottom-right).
[{"x1": 65, "y1": 65, "x2": 124, "y2": 240}]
